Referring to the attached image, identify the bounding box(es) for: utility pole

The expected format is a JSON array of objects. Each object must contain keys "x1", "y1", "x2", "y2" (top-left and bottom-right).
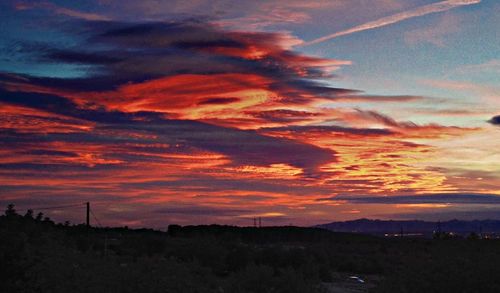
[
  {"x1": 86, "y1": 202, "x2": 90, "y2": 227},
  {"x1": 258, "y1": 217, "x2": 262, "y2": 228}
]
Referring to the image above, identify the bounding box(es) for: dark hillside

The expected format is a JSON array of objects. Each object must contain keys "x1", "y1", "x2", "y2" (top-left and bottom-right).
[{"x1": 317, "y1": 218, "x2": 500, "y2": 237}]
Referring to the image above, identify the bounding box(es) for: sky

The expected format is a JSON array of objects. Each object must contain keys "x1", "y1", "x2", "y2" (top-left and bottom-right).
[{"x1": 0, "y1": 0, "x2": 499, "y2": 228}]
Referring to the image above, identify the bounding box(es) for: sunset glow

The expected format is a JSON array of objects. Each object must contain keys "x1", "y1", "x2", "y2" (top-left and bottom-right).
[{"x1": 0, "y1": 0, "x2": 499, "y2": 227}]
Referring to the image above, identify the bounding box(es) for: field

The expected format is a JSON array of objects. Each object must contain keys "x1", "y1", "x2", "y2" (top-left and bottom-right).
[{"x1": 2, "y1": 211, "x2": 500, "y2": 293}]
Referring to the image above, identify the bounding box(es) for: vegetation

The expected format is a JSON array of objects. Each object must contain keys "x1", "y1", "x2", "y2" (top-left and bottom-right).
[{"x1": 2, "y1": 204, "x2": 500, "y2": 292}]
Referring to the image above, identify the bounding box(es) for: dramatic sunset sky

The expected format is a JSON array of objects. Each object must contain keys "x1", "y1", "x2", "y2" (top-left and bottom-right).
[{"x1": 0, "y1": 0, "x2": 499, "y2": 227}]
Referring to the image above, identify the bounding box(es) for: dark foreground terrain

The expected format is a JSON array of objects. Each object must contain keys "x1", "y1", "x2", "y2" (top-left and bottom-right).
[{"x1": 2, "y1": 208, "x2": 500, "y2": 292}]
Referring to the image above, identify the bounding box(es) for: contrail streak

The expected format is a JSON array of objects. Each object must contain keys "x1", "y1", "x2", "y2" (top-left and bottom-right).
[{"x1": 301, "y1": 0, "x2": 480, "y2": 47}]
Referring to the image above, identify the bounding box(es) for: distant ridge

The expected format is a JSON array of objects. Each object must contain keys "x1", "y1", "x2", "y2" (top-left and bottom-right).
[{"x1": 316, "y1": 219, "x2": 500, "y2": 236}]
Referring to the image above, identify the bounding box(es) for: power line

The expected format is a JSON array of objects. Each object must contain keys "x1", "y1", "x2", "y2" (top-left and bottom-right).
[
  {"x1": 90, "y1": 207, "x2": 103, "y2": 228},
  {"x1": 28, "y1": 203, "x2": 86, "y2": 211},
  {"x1": 11, "y1": 202, "x2": 112, "y2": 231},
  {"x1": 9, "y1": 201, "x2": 106, "y2": 229}
]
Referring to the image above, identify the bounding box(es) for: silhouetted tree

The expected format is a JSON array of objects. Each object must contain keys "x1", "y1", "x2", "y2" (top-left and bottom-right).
[
  {"x1": 24, "y1": 209, "x2": 34, "y2": 219},
  {"x1": 35, "y1": 212, "x2": 44, "y2": 221},
  {"x1": 5, "y1": 204, "x2": 17, "y2": 217},
  {"x1": 43, "y1": 216, "x2": 53, "y2": 224}
]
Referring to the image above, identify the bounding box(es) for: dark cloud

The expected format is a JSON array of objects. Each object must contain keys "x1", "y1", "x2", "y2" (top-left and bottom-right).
[
  {"x1": 330, "y1": 94, "x2": 426, "y2": 102},
  {"x1": 154, "y1": 205, "x2": 250, "y2": 216},
  {"x1": 198, "y1": 97, "x2": 240, "y2": 105},
  {"x1": 250, "y1": 109, "x2": 319, "y2": 123},
  {"x1": 43, "y1": 49, "x2": 122, "y2": 65},
  {"x1": 0, "y1": 88, "x2": 335, "y2": 174},
  {"x1": 327, "y1": 193, "x2": 500, "y2": 205},
  {"x1": 1, "y1": 17, "x2": 472, "y2": 222},
  {"x1": 488, "y1": 115, "x2": 500, "y2": 125},
  {"x1": 351, "y1": 109, "x2": 476, "y2": 136},
  {"x1": 94, "y1": 21, "x2": 240, "y2": 48},
  {"x1": 18, "y1": 20, "x2": 353, "y2": 99},
  {"x1": 355, "y1": 109, "x2": 417, "y2": 128},
  {"x1": 0, "y1": 88, "x2": 166, "y2": 124},
  {"x1": 122, "y1": 176, "x2": 331, "y2": 196},
  {"x1": 111, "y1": 120, "x2": 336, "y2": 173},
  {"x1": 263, "y1": 125, "x2": 394, "y2": 136}
]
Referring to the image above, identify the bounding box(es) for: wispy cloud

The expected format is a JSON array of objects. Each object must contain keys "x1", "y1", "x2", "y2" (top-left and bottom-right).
[
  {"x1": 422, "y1": 79, "x2": 500, "y2": 106},
  {"x1": 404, "y1": 13, "x2": 461, "y2": 47},
  {"x1": 15, "y1": 1, "x2": 111, "y2": 21},
  {"x1": 301, "y1": 0, "x2": 480, "y2": 46},
  {"x1": 327, "y1": 193, "x2": 500, "y2": 205},
  {"x1": 453, "y1": 59, "x2": 500, "y2": 75}
]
